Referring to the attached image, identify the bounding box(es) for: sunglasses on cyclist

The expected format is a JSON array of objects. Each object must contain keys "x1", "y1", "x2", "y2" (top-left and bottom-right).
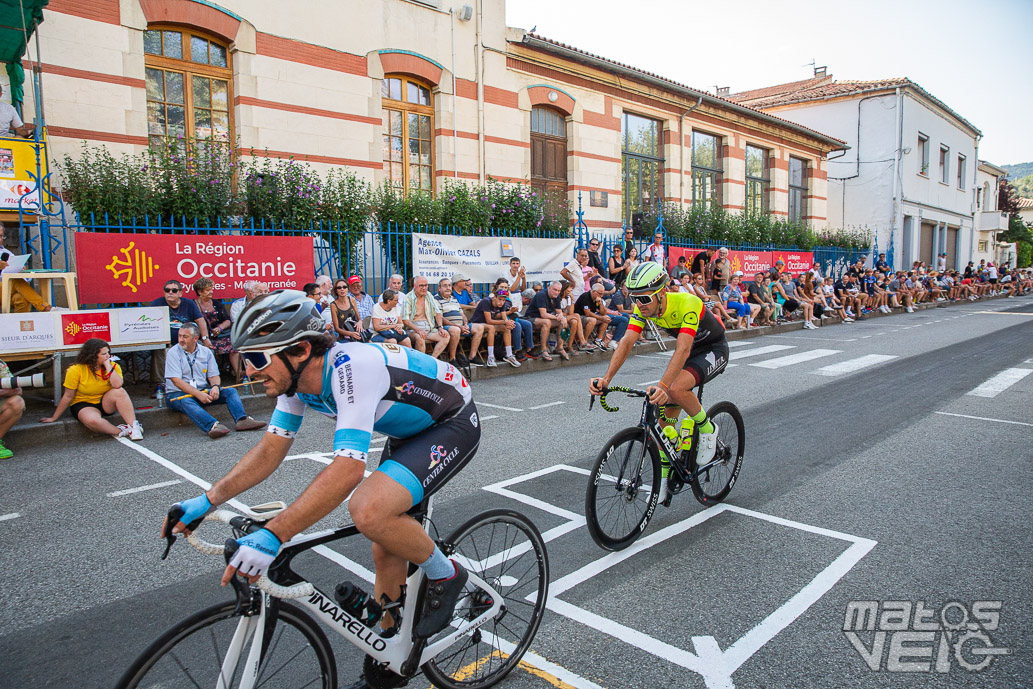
[
  {"x1": 631, "y1": 289, "x2": 662, "y2": 306},
  {"x1": 241, "y1": 345, "x2": 291, "y2": 371}
]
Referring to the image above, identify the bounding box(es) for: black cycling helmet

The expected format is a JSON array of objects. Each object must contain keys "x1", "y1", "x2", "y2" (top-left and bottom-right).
[{"x1": 231, "y1": 289, "x2": 325, "y2": 351}]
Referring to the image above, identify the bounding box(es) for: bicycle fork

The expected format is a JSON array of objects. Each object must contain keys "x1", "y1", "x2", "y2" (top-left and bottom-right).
[{"x1": 219, "y1": 595, "x2": 268, "y2": 689}]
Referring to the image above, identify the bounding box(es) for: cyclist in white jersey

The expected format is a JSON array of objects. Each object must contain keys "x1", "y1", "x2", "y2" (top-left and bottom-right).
[{"x1": 162, "y1": 291, "x2": 480, "y2": 670}]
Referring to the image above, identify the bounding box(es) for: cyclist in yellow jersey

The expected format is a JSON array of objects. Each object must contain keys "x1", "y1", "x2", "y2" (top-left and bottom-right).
[{"x1": 590, "y1": 263, "x2": 728, "y2": 500}]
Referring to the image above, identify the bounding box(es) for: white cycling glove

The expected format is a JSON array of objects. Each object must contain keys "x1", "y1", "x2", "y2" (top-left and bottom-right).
[{"x1": 227, "y1": 528, "x2": 281, "y2": 578}]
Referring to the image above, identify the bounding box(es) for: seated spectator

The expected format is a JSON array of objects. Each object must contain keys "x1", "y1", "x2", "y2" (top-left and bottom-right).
[
  {"x1": 347, "y1": 275, "x2": 375, "y2": 320},
  {"x1": 774, "y1": 272, "x2": 818, "y2": 328},
  {"x1": 164, "y1": 323, "x2": 265, "y2": 439},
  {"x1": 0, "y1": 252, "x2": 53, "y2": 312},
  {"x1": 820, "y1": 277, "x2": 852, "y2": 322},
  {"x1": 798, "y1": 273, "x2": 826, "y2": 322},
  {"x1": 575, "y1": 283, "x2": 612, "y2": 349},
  {"x1": 193, "y1": 277, "x2": 237, "y2": 377},
  {"x1": 670, "y1": 255, "x2": 690, "y2": 282},
  {"x1": 0, "y1": 356, "x2": 25, "y2": 458},
  {"x1": 687, "y1": 272, "x2": 735, "y2": 327},
  {"x1": 525, "y1": 280, "x2": 569, "y2": 361},
  {"x1": 40, "y1": 337, "x2": 142, "y2": 440},
  {"x1": 370, "y1": 289, "x2": 411, "y2": 347},
  {"x1": 606, "y1": 282, "x2": 632, "y2": 348},
  {"x1": 303, "y1": 282, "x2": 321, "y2": 305},
  {"x1": 887, "y1": 271, "x2": 914, "y2": 312},
  {"x1": 435, "y1": 277, "x2": 487, "y2": 367},
  {"x1": 834, "y1": 274, "x2": 865, "y2": 320},
  {"x1": 560, "y1": 280, "x2": 592, "y2": 354},
  {"x1": 495, "y1": 277, "x2": 532, "y2": 361},
  {"x1": 328, "y1": 278, "x2": 365, "y2": 342},
  {"x1": 403, "y1": 275, "x2": 452, "y2": 359},
  {"x1": 451, "y1": 273, "x2": 477, "y2": 319},
  {"x1": 530, "y1": 281, "x2": 544, "y2": 294},
  {"x1": 314, "y1": 275, "x2": 334, "y2": 309},
  {"x1": 471, "y1": 287, "x2": 521, "y2": 367},
  {"x1": 721, "y1": 272, "x2": 751, "y2": 329},
  {"x1": 150, "y1": 279, "x2": 208, "y2": 386},
  {"x1": 748, "y1": 272, "x2": 777, "y2": 326},
  {"x1": 768, "y1": 259, "x2": 785, "y2": 282},
  {"x1": 230, "y1": 280, "x2": 257, "y2": 323}
]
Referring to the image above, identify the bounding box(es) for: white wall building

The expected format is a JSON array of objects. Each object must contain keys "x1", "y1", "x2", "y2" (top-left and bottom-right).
[
  {"x1": 732, "y1": 74, "x2": 983, "y2": 270},
  {"x1": 974, "y1": 161, "x2": 1011, "y2": 267}
]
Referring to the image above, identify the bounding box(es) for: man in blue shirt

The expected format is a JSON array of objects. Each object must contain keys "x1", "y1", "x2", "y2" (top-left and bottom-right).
[{"x1": 452, "y1": 272, "x2": 477, "y2": 319}]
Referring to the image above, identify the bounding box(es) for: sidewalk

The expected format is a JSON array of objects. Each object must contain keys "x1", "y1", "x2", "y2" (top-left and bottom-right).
[{"x1": 4, "y1": 293, "x2": 1011, "y2": 449}]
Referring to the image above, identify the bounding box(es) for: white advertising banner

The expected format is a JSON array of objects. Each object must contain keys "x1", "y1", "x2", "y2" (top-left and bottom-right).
[
  {"x1": 412, "y1": 233, "x2": 576, "y2": 285},
  {"x1": 0, "y1": 312, "x2": 57, "y2": 351},
  {"x1": 0, "y1": 306, "x2": 169, "y2": 355},
  {"x1": 114, "y1": 307, "x2": 170, "y2": 344}
]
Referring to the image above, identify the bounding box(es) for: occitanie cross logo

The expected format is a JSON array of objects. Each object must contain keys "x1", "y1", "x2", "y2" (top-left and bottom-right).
[{"x1": 105, "y1": 242, "x2": 159, "y2": 294}]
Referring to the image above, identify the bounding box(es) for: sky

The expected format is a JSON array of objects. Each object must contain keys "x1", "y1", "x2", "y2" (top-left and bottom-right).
[{"x1": 505, "y1": 0, "x2": 1033, "y2": 166}]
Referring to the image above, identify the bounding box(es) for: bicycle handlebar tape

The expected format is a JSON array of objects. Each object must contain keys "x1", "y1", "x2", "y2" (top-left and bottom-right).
[{"x1": 599, "y1": 394, "x2": 619, "y2": 413}]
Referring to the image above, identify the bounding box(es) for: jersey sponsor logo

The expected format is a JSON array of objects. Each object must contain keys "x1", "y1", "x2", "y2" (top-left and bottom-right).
[
  {"x1": 425, "y1": 445, "x2": 460, "y2": 482},
  {"x1": 307, "y1": 316, "x2": 324, "y2": 332},
  {"x1": 245, "y1": 310, "x2": 273, "y2": 334},
  {"x1": 333, "y1": 351, "x2": 351, "y2": 367},
  {"x1": 470, "y1": 412, "x2": 478, "y2": 428},
  {"x1": 682, "y1": 311, "x2": 699, "y2": 327},
  {"x1": 395, "y1": 381, "x2": 445, "y2": 405},
  {"x1": 428, "y1": 444, "x2": 446, "y2": 468},
  {"x1": 337, "y1": 364, "x2": 355, "y2": 404},
  {"x1": 381, "y1": 343, "x2": 401, "y2": 353}
]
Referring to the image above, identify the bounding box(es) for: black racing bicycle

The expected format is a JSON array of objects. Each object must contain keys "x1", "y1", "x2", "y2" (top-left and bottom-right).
[
  {"x1": 585, "y1": 383, "x2": 745, "y2": 551},
  {"x1": 116, "y1": 497, "x2": 548, "y2": 689}
]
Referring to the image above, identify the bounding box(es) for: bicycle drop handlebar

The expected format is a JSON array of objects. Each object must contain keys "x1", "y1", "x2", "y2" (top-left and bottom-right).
[
  {"x1": 590, "y1": 385, "x2": 678, "y2": 423},
  {"x1": 184, "y1": 510, "x2": 314, "y2": 600}
]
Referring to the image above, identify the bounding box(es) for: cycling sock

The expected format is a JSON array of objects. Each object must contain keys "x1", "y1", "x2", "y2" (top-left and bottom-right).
[
  {"x1": 420, "y1": 546, "x2": 456, "y2": 581},
  {"x1": 691, "y1": 409, "x2": 714, "y2": 435},
  {"x1": 505, "y1": 345, "x2": 514, "y2": 357}
]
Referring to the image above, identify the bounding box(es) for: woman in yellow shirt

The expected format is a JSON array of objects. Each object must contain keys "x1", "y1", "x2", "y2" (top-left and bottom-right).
[{"x1": 41, "y1": 338, "x2": 143, "y2": 440}]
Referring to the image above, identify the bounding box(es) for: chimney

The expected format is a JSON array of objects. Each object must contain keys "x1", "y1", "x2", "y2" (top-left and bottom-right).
[
  {"x1": 814, "y1": 65, "x2": 827, "y2": 78},
  {"x1": 716, "y1": 86, "x2": 729, "y2": 97}
]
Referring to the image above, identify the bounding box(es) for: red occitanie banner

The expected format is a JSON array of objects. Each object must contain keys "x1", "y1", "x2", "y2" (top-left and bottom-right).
[
  {"x1": 61, "y1": 312, "x2": 111, "y2": 345},
  {"x1": 666, "y1": 247, "x2": 813, "y2": 277},
  {"x1": 76, "y1": 233, "x2": 315, "y2": 304}
]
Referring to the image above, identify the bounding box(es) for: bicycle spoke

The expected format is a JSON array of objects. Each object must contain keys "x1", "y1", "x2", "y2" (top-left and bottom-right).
[{"x1": 169, "y1": 650, "x2": 206, "y2": 689}]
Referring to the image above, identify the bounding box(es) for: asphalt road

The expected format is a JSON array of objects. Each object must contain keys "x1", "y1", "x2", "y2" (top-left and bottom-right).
[{"x1": 1, "y1": 296, "x2": 1031, "y2": 689}]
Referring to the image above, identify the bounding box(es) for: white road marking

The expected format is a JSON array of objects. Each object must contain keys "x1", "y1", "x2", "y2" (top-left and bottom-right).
[
  {"x1": 479, "y1": 414, "x2": 499, "y2": 421},
  {"x1": 529, "y1": 401, "x2": 566, "y2": 410},
  {"x1": 966, "y1": 368, "x2": 1033, "y2": 398},
  {"x1": 750, "y1": 348, "x2": 842, "y2": 369},
  {"x1": 0, "y1": 512, "x2": 20, "y2": 522},
  {"x1": 637, "y1": 379, "x2": 660, "y2": 387},
  {"x1": 934, "y1": 412, "x2": 1033, "y2": 428},
  {"x1": 971, "y1": 311, "x2": 1033, "y2": 316},
  {"x1": 810, "y1": 354, "x2": 899, "y2": 377},
  {"x1": 767, "y1": 334, "x2": 857, "y2": 342},
  {"x1": 635, "y1": 354, "x2": 675, "y2": 361},
  {"x1": 108, "y1": 479, "x2": 183, "y2": 497},
  {"x1": 478, "y1": 402, "x2": 524, "y2": 412},
  {"x1": 728, "y1": 345, "x2": 794, "y2": 360},
  {"x1": 726, "y1": 340, "x2": 755, "y2": 348}
]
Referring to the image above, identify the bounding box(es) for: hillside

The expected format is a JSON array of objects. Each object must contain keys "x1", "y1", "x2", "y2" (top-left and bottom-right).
[
  {"x1": 1002, "y1": 162, "x2": 1033, "y2": 180},
  {"x1": 1013, "y1": 174, "x2": 1033, "y2": 198}
]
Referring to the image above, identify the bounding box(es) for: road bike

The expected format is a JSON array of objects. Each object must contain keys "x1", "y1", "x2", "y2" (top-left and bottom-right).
[
  {"x1": 116, "y1": 497, "x2": 549, "y2": 689},
  {"x1": 585, "y1": 382, "x2": 745, "y2": 551}
]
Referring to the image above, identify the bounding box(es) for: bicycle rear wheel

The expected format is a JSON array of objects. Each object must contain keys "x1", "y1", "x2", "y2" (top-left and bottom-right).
[
  {"x1": 423, "y1": 509, "x2": 549, "y2": 689},
  {"x1": 690, "y1": 401, "x2": 745, "y2": 506},
  {"x1": 585, "y1": 426, "x2": 661, "y2": 551},
  {"x1": 115, "y1": 600, "x2": 337, "y2": 689}
]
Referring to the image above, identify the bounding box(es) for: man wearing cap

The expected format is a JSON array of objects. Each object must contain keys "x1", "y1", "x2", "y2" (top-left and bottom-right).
[
  {"x1": 452, "y1": 272, "x2": 477, "y2": 319},
  {"x1": 768, "y1": 259, "x2": 784, "y2": 282},
  {"x1": 346, "y1": 276, "x2": 375, "y2": 320}
]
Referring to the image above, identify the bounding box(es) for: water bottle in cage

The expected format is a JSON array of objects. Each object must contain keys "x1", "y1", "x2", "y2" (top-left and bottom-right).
[{"x1": 334, "y1": 581, "x2": 383, "y2": 627}]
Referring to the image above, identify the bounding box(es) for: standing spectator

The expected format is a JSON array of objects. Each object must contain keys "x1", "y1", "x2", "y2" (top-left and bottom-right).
[
  {"x1": 608, "y1": 244, "x2": 628, "y2": 289},
  {"x1": 641, "y1": 231, "x2": 666, "y2": 267},
  {"x1": 747, "y1": 272, "x2": 777, "y2": 326},
  {"x1": 848, "y1": 258, "x2": 866, "y2": 280},
  {"x1": 193, "y1": 277, "x2": 235, "y2": 372},
  {"x1": 525, "y1": 280, "x2": 569, "y2": 361},
  {"x1": 937, "y1": 253, "x2": 947, "y2": 273},
  {"x1": 875, "y1": 253, "x2": 890, "y2": 272},
  {"x1": 451, "y1": 273, "x2": 478, "y2": 319},
  {"x1": 606, "y1": 282, "x2": 633, "y2": 348},
  {"x1": 721, "y1": 273, "x2": 751, "y2": 330},
  {"x1": 495, "y1": 278, "x2": 532, "y2": 361},
  {"x1": 622, "y1": 226, "x2": 635, "y2": 257},
  {"x1": 403, "y1": 275, "x2": 452, "y2": 359},
  {"x1": 347, "y1": 276, "x2": 375, "y2": 320},
  {"x1": 40, "y1": 337, "x2": 142, "y2": 440},
  {"x1": 471, "y1": 287, "x2": 520, "y2": 367},
  {"x1": 329, "y1": 278, "x2": 364, "y2": 342},
  {"x1": 230, "y1": 281, "x2": 257, "y2": 323},
  {"x1": 165, "y1": 323, "x2": 265, "y2": 439},
  {"x1": 711, "y1": 247, "x2": 731, "y2": 293},
  {"x1": 963, "y1": 261, "x2": 975, "y2": 280},
  {"x1": 506, "y1": 257, "x2": 527, "y2": 293},
  {"x1": 561, "y1": 247, "x2": 594, "y2": 302},
  {"x1": 150, "y1": 279, "x2": 208, "y2": 386},
  {"x1": 690, "y1": 247, "x2": 715, "y2": 281},
  {"x1": 370, "y1": 290, "x2": 412, "y2": 347},
  {"x1": 670, "y1": 255, "x2": 691, "y2": 282},
  {"x1": 986, "y1": 262, "x2": 999, "y2": 292},
  {"x1": 586, "y1": 238, "x2": 606, "y2": 276},
  {"x1": 0, "y1": 356, "x2": 25, "y2": 458},
  {"x1": 624, "y1": 246, "x2": 641, "y2": 276},
  {"x1": 435, "y1": 277, "x2": 486, "y2": 366},
  {"x1": 0, "y1": 84, "x2": 33, "y2": 136},
  {"x1": 767, "y1": 259, "x2": 785, "y2": 282}
]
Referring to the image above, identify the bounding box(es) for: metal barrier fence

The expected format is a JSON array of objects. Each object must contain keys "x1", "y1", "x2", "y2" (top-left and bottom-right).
[{"x1": 20, "y1": 215, "x2": 870, "y2": 307}]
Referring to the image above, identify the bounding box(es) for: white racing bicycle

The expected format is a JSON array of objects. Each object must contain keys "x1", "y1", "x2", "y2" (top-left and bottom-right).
[{"x1": 116, "y1": 498, "x2": 549, "y2": 689}]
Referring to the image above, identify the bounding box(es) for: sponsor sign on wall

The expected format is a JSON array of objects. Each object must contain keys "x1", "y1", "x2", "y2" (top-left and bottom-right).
[
  {"x1": 60, "y1": 312, "x2": 111, "y2": 345},
  {"x1": 0, "y1": 312, "x2": 57, "y2": 351},
  {"x1": 0, "y1": 307, "x2": 169, "y2": 354},
  {"x1": 665, "y1": 248, "x2": 815, "y2": 278},
  {"x1": 75, "y1": 233, "x2": 315, "y2": 303},
  {"x1": 114, "y1": 307, "x2": 168, "y2": 344},
  {"x1": 412, "y1": 232, "x2": 576, "y2": 284}
]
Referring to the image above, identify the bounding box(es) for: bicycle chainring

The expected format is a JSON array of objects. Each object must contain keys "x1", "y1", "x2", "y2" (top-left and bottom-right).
[{"x1": 363, "y1": 654, "x2": 410, "y2": 689}]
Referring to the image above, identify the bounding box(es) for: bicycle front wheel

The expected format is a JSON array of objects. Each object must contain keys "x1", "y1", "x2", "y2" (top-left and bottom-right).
[
  {"x1": 423, "y1": 509, "x2": 549, "y2": 689},
  {"x1": 115, "y1": 600, "x2": 337, "y2": 689},
  {"x1": 690, "y1": 401, "x2": 745, "y2": 506},
  {"x1": 585, "y1": 426, "x2": 661, "y2": 551}
]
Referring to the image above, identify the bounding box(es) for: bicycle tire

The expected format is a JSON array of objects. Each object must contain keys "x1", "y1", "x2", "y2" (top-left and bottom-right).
[
  {"x1": 585, "y1": 426, "x2": 662, "y2": 551},
  {"x1": 115, "y1": 600, "x2": 337, "y2": 689},
  {"x1": 690, "y1": 401, "x2": 745, "y2": 507},
  {"x1": 423, "y1": 509, "x2": 549, "y2": 689}
]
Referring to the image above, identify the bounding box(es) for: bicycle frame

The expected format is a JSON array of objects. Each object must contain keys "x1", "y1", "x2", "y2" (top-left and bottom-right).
[{"x1": 207, "y1": 498, "x2": 505, "y2": 683}]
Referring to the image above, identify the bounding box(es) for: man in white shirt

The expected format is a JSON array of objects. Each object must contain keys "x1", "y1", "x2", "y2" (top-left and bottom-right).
[
  {"x1": 507, "y1": 256, "x2": 527, "y2": 292},
  {"x1": 561, "y1": 248, "x2": 594, "y2": 302},
  {"x1": 165, "y1": 322, "x2": 265, "y2": 438},
  {"x1": 0, "y1": 86, "x2": 33, "y2": 137},
  {"x1": 641, "y1": 231, "x2": 666, "y2": 267}
]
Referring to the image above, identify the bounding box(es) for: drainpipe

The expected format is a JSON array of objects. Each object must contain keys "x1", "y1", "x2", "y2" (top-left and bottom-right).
[
  {"x1": 475, "y1": 0, "x2": 485, "y2": 183},
  {"x1": 450, "y1": 7, "x2": 458, "y2": 180},
  {"x1": 970, "y1": 133, "x2": 981, "y2": 265},
  {"x1": 678, "y1": 96, "x2": 703, "y2": 205},
  {"x1": 891, "y1": 87, "x2": 902, "y2": 266}
]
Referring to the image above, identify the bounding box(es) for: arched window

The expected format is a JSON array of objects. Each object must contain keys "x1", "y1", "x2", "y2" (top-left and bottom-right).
[
  {"x1": 382, "y1": 75, "x2": 433, "y2": 196},
  {"x1": 144, "y1": 26, "x2": 232, "y2": 149},
  {"x1": 530, "y1": 106, "x2": 567, "y2": 215}
]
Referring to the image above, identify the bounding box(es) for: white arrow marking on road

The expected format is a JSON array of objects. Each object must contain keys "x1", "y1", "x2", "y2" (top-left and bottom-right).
[
  {"x1": 728, "y1": 345, "x2": 794, "y2": 360},
  {"x1": 107, "y1": 479, "x2": 183, "y2": 497},
  {"x1": 966, "y1": 368, "x2": 1033, "y2": 398},
  {"x1": 811, "y1": 354, "x2": 899, "y2": 377},
  {"x1": 750, "y1": 348, "x2": 842, "y2": 369}
]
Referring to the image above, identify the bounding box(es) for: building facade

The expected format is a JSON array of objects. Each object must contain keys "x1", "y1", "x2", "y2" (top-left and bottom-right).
[
  {"x1": 732, "y1": 75, "x2": 983, "y2": 270},
  {"x1": 22, "y1": 0, "x2": 845, "y2": 236},
  {"x1": 973, "y1": 161, "x2": 1011, "y2": 266}
]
